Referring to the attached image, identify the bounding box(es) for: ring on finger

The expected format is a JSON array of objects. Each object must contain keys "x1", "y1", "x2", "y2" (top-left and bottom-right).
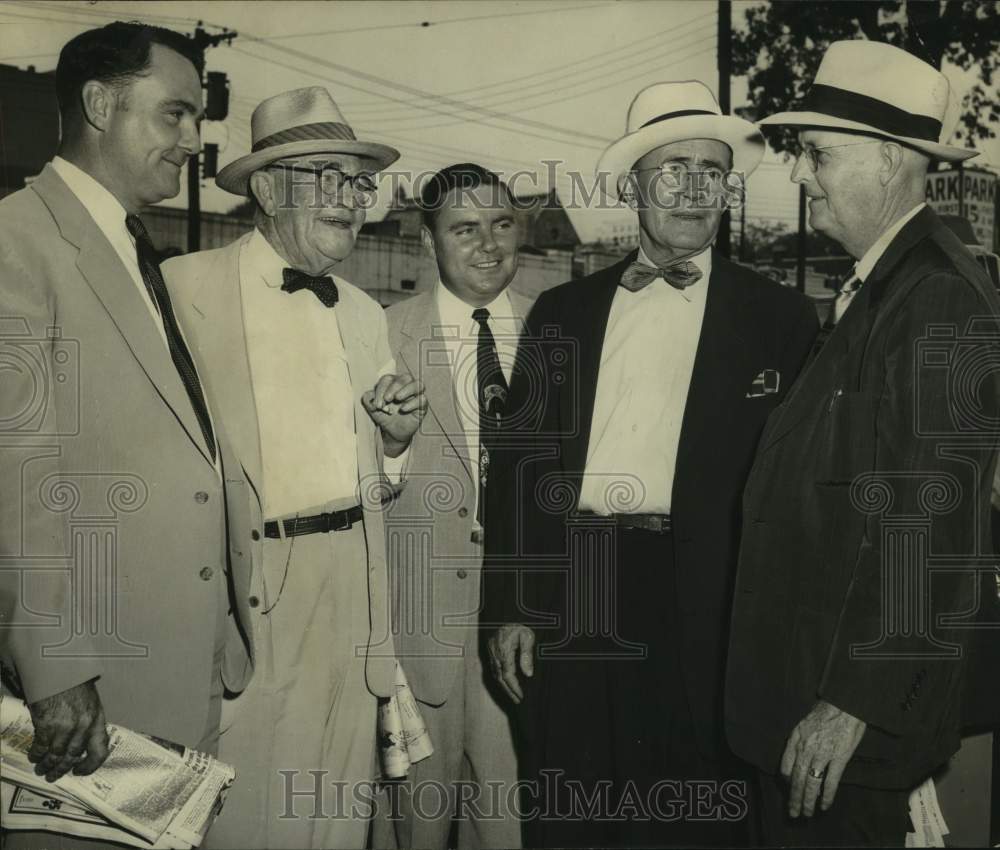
[{"x1": 808, "y1": 767, "x2": 825, "y2": 780}]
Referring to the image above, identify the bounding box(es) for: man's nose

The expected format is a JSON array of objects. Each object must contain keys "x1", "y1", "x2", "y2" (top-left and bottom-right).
[
  {"x1": 479, "y1": 229, "x2": 499, "y2": 252},
  {"x1": 790, "y1": 152, "x2": 812, "y2": 184},
  {"x1": 180, "y1": 119, "x2": 202, "y2": 157}
]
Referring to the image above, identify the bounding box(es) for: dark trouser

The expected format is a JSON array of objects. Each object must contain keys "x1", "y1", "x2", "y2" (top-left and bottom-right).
[
  {"x1": 755, "y1": 770, "x2": 910, "y2": 848},
  {"x1": 517, "y1": 525, "x2": 753, "y2": 848}
]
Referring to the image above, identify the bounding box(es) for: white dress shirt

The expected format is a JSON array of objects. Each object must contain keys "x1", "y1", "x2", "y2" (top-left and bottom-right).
[
  {"x1": 240, "y1": 230, "x2": 393, "y2": 518},
  {"x1": 578, "y1": 245, "x2": 711, "y2": 515},
  {"x1": 434, "y1": 282, "x2": 520, "y2": 525},
  {"x1": 51, "y1": 156, "x2": 167, "y2": 346}
]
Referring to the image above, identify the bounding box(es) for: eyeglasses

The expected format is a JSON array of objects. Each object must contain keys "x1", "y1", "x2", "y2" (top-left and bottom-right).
[
  {"x1": 633, "y1": 161, "x2": 728, "y2": 192},
  {"x1": 794, "y1": 140, "x2": 883, "y2": 172},
  {"x1": 267, "y1": 163, "x2": 379, "y2": 199}
]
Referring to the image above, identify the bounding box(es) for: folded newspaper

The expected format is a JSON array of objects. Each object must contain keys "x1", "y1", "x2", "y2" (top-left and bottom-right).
[
  {"x1": 377, "y1": 662, "x2": 434, "y2": 780},
  {"x1": 0, "y1": 694, "x2": 235, "y2": 849}
]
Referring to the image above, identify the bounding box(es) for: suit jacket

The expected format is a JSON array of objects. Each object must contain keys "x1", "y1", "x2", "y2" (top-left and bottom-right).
[
  {"x1": 163, "y1": 234, "x2": 396, "y2": 698},
  {"x1": 384, "y1": 287, "x2": 532, "y2": 706},
  {"x1": 0, "y1": 164, "x2": 252, "y2": 746},
  {"x1": 726, "y1": 207, "x2": 1000, "y2": 789},
  {"x1": 483, "y1": 250, "x2": 818, "y2": 757}
]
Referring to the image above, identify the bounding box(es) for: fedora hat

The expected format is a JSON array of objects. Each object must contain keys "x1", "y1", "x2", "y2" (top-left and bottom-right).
[
  {"x1": 596, "y1": 80, "x2": 765, "y2": 198},
  {"x1": 216, "y1": 86, "x2": 401, "y2": 195},
  {"x1": 759, "y1": 40, "x2": 976, "y2": 162}
]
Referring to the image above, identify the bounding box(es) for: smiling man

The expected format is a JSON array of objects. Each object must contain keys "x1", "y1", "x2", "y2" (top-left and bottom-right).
[
  {"x1": 163, "y1": 87, "x2": 426, "y2": 850},
  {"x1": 373, "y1": 164, "x2": 528, "y2": 850},
  {"x1": 0, "y1": 22, "x2": 256, "y2": 850},
  {"x1": 483, "y1": 81, "x2": 818, "y2": 847},
  {"x1": 725, "y1": 41, "x2": 1000, "y2": 847}
]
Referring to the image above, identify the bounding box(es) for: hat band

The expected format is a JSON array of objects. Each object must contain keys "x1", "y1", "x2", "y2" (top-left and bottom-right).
[
  {"x1": 641, "y1": 108, "x2": 716, "y2": 129},
  {"x1": 801, "y1": 84, "x2": 941, "y2": 142},
  {"x1": 252, "y1": 121, "x2": 358, "y2": 152}
]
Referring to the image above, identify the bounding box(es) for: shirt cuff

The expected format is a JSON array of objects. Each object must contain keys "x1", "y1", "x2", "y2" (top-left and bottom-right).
[{"x1": 383, "y1": 445, "x2": 409, "y2": 483}]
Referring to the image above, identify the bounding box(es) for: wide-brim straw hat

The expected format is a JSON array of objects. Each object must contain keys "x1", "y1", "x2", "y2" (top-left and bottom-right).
[
  {"x1": 759, "y1": 40, "x2": 977, "y2": 162},
  {"x1": 216, "y1": 86, "x2": 400, "y2": 195},
  {"x1": 596, "y1": 80, "x2": 765, "y2": 198}
]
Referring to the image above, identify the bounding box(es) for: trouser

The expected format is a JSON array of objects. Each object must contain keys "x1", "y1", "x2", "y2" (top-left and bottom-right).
[
  {"x1": 755, "y1": 769, "x2": 911, "y2": 847},
  {"x1": 204, "y1": 521, "x2": 377, "y2": 850},
  {"x1": 371, "y1": 628, "x2": 522, "y2": 850},
  {"x1": 517, "y1": 525, "x2": 753, "y2": 848}
]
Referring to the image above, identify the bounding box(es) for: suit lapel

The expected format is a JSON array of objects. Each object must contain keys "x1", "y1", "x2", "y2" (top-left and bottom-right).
[
  {"x1": 189, "y1": 236, "x2": 263, "y2": 496},
  {"x1": 673, "y1": 255, "x2": 750, "y2": 499},
  {"x1": 396, "y1": 294, "x2": 474, "y2": 484},
  {"x1": 34, "y1": 166, "x2": 213, "y2": 467}
]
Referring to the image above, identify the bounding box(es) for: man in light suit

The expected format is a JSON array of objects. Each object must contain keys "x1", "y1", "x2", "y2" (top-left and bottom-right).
[
  {"x1": 373, "y1": 164, "x2": 527, "y2": 849},
  {"x1": 0, "y1": 22, "x2": 254, "y2": 849},
  {"x1": 164, "y1": 87, "x2": 425, "y2": 850},
  {"x1": 484, "y1": 81, "x2": 818, "y2": 847},
  {"x1": 726, "y1": 41, "x2": 1000, "y2": 846}
]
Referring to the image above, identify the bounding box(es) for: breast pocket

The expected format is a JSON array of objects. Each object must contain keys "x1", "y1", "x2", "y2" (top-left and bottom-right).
[{"x1": 814, "y1": 389, "x2": 876, "y2": 485}]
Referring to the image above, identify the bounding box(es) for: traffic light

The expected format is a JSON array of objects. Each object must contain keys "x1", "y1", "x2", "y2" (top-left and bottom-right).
[
  {"x1": 205, "y1": 71, "x2": 229, "y2": 121},
  {"x1": 202, "y1": 143, "x2": 218, "y2": 179}
]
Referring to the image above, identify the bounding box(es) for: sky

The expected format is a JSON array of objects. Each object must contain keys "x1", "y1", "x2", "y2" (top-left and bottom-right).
[{"x1": 2, "y1": 0, "x2": 997, "y2": 243}]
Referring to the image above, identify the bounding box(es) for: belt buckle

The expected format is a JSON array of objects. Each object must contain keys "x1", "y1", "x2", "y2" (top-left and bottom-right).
[{"x1": 326, "y1": 510, "x2": 352, "y2": 532}]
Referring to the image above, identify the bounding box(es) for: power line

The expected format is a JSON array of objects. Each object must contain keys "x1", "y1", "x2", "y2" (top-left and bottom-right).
[
  {"x1": 5, "y1": 0, "x2": 227, "y2": 29},
  {"x1": 340, "y1": 28, "x2": 717, "y2": 123},
  {"x1": 338, "y1": 14, "x2": 715, "y2": 112},
  {"x1": 263, "y1": 2, "x2": 617, "y2": 41},
  {"x1": 229, "y1": 45, "x2": 610, "y2": 151}
]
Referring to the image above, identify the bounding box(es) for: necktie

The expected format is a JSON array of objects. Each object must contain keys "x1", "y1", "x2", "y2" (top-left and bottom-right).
[
  {"x1": 830, "y1": 273, "x2": 862, "y2": 325},
  {"x1": 619, "y1": 260, "x2": 702, "y2": 292},
  {"x1": 281, "y1": 268, "x2": 339, "y2": 307},
  {"x1": 473, "y1": 307, "x2": 508, "y2": 531},
  {"x1": 125, "y1": 215, "x2": 216, "y2": 462}
]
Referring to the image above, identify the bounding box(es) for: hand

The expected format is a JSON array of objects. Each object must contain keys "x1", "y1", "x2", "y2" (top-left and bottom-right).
[
  {"x1": 487, "y1": 624, "x2": 535, "y2": 704},
  {"x1": 780, "y1": 700, "x2": 866, "y2": 817},
  {"x1": 27, "y1": 679, "x2": 110, "y2": 782},
  {"x1": 362, "y1": 374, "x2": 426, "y2": 457}
]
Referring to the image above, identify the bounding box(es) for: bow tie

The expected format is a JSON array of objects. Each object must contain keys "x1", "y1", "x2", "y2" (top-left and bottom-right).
[
  {"x1": 281, "y1": 268, "x2": 339, "y2": 307},
  {"x1": 619, "y1": 260, "x2": 702, "y2": 292}
]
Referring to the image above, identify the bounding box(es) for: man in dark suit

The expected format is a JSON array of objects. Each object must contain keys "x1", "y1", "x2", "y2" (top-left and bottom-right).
[
  {"x1": 483, "y1": 80, "x2": 818, "y2": 847},
  {"x1": 725, "y1": 40, "x2": 1000, "y2": 847}
]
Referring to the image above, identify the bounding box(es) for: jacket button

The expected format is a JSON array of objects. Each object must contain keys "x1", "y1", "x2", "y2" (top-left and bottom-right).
[
  {"x1": 248, "y1": 595, "x2": 260, "y2": 608},
  {"x1": 457, "y1": 569, "x2": 468, "y2": 579},
  {"x1": 199, "y1": 567, "x2": 214, "y2": 581},
  {"x1": 251, "y1": 529, "x2": 261, "y2": 541},
  {"x1": 194, "y1": 491, "x2": 209, "y2": 504},
  {"x1": 458, "y1": 507, "x2": 468, "y2": 518}
]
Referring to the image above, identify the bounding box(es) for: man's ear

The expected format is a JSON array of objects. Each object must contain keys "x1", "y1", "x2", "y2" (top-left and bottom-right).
[
  {"x1": 80, "y1": 80, "x2": 115, "y2": 131},
  {"x1": 249, "y1": 171, "x2": 277, "y2": 218},
  {"x1": 420, "y1": 224, "x2": 438, "y2": 264},
  {"x1": 878, "y1": 141, "x2": 905, "y2": 186}
]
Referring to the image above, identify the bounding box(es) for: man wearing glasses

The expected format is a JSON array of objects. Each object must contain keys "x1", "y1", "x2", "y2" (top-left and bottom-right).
[
  {"x1": 484, "y1": 80, "x2": 817, "y2": 847},
  {"x1": 163, "y1": 87, "x2": 425, "y2": 849},
  {"x1": 725, "y1": 41, "x2": 1000, "y2": 846}
]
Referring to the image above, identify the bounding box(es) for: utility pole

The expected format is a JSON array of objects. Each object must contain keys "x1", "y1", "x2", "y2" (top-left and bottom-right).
[
  {"x1": 187, "y1": 23, "x2": 236, "y2": 253},
  {"x1": 717, "y1": 0, "x2": 732, "y2": 258},
  {"x1": 796, "y1": 184, "x2": 807, "y2": 293}
]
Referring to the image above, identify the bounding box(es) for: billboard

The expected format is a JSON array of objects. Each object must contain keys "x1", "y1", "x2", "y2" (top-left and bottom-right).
[{"x1": 925, "y1": 168, "x2": 997, "y2": 252}]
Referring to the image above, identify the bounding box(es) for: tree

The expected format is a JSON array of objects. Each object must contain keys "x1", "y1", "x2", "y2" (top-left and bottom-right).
[{"x1": 732, "y1": 1, "x2": 999, "y2": 157}]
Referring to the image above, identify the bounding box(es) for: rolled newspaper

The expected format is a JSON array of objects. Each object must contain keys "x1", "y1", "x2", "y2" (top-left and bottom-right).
[
  {"x1": 377, "y1": 662, "x2": 434, "y2": 780},
  {"x1": 0, "y1": 694, "x2": 234, "y2": 849}
]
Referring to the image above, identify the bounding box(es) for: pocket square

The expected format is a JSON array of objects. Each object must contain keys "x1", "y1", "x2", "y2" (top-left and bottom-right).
[{"x1": 746, "y1": 369, "x2": 781, "y2": 398}]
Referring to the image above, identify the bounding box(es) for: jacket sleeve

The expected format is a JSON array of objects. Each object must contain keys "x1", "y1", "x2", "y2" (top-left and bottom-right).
[
  {"x1": 0, "y1": 238, "x2": 102, "y2": 704},
  {"x1": 818, "y1": 272, "x2": 999, "y2": 735}
]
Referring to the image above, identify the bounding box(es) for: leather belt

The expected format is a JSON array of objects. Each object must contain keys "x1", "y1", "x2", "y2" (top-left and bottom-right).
[
  {"x1": 575, "y1": 511, "x2": 672, "y2": 534},
  {"x1": 264, "y1": 504, "x2": 364, "y2": 539}
]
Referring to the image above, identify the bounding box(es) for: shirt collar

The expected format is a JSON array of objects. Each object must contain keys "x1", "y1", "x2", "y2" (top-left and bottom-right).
[
  {"x1": 854, "y1": 203, "x2": 926, "y2": 283},
  {"x1": 434, "y1": 280, "x2": 514, "y2": 327},
  {"x1": 246, "y1": 227, "x2": 302, "y2": 289},
  {"x1": 51, "y1": 156, "x2": 129, "y2": 240},
  {"x1": 635, "y1": 243, "x2": 712, "y2": 301}
]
